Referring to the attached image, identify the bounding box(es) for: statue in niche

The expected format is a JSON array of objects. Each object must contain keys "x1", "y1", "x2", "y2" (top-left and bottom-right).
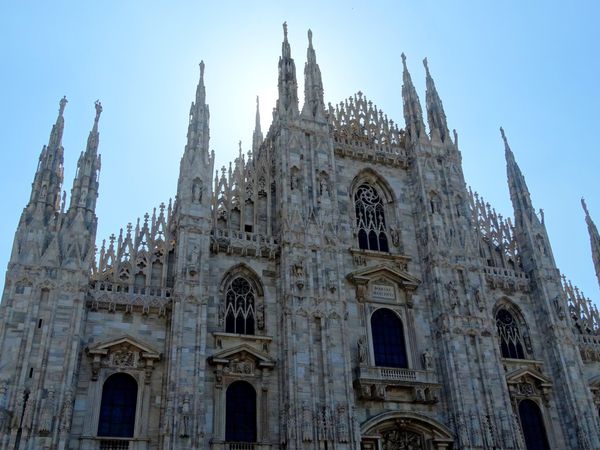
[
  {"x1": 357, "y1": 335, "x2": 367, "y2": 364},
  {"x1": 336, "y1": 404, "x2": 349, "y2": 443},
  {"x1": 421, "y1": 348, "x2": 433, "y2": 370},
  {"x1": 389, "y1": 227, "x2": 400, "y2": 247},
  {"x1": 59, "y1": 388, "x2": 73, "y2": 433},
  {"x1": 38, "y1": 386, "x2": 55, "y2": 434},
  {"x1": 301, "y1": 401, "x2": 312, "y2": 442},
  {"x1": 469, "y1": 409, "x2": 483, "y2": 447},
  {"x1": 179, "y1": 394, "x2": 191, "y2": 438},
  {"x1": 192, "y1": 178, "x2": 203, "y2": 203}
]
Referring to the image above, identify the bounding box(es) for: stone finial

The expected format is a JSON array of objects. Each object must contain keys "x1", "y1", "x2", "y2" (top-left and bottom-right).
[
  {"x1": 199, "y1": 60, "x2": 205, "y2": 80},
  {"x1": 59, "y1": 96, "x2": 68, "y2": 116},
  {"x1": 423, "y1": 57, "x2": 430, "y2": 76},
  {"x1": 582, "y1": 197, "x2": 590, "y2": 217},
  {"x1": 283, "y1": 21, "x2": 288, "y2": 40},
  {"x1": 94, "y1": 100, "x2": 103, "y2": 124},
  {"x1": 500, "y1": 126, "x2": 511, "y2": 152},
  {"x1": 308, "y1": 29, "x2": 313, "y2": 48}
]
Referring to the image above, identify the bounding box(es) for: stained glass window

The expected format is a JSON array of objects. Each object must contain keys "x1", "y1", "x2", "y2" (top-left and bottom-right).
[
  {"x1": 355, "y1": 184, "x2": 389, "y2": 252},
  {"x1": 496, "y1": 309, "x2": 526, "y2": 359},
  {"x1": 225, "y1": 277, "x2": 255, "y2": 335},
  {"x1": 371, "y1": 308, "x2": 408, "y2": 368},
  {"x1": 225, "y1": 381, "x2": 257, "y2": 443},
  {"x1": 98, "y1": 373, "x2": 137, "y2": 438}
]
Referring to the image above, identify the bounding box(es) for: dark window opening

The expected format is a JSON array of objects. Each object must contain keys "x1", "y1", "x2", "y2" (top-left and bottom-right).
[
  {"x1": 371, "y1": 308, "x2": 408, "y2": 368},
  {"x1": 519, "y1": 399, "x2": 550, "y2": 450},
  {"x1": 226, "y1": 381, "x2": 257, "y2": 443},
  {"x1": 225, "y1": 277, "x2": 256, "y2": 335},
  {"x1": 496, "y1": 308, "x2": 526, "y2": 359},
  {"x1": 355, "y1": 184, "x2": 390, "y2": 252},
  {"x1": 98, "y1": 373, "x2": 137, "y2": 438}
]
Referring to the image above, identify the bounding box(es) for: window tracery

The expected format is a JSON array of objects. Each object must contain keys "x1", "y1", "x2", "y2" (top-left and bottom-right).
[
  {"x1": 225, "y1": 277, "x2": 256, "y2": 335},
  {"x1": 496, "y1": 308, "x2": 526, "y2": 359},
  {"x1": 355, "y1": 184, "x2": 389, "y2": 252}
]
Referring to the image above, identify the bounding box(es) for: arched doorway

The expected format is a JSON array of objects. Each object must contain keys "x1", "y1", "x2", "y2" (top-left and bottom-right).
[{"x1": 519, "y1": 399, "x2": 550, "y2": 450}]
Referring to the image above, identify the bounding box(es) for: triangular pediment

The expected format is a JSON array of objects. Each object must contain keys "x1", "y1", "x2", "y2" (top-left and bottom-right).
[
  {"x1": 86, "y1": 335, "x2": 160, "y2": 359},
  {"x1": 347, "y1": 264, "x2": 420, "y2": 290},
  {"x1": 209, "y1": 344, "x2": 275, "y2": 369},
  {"x1": 506, "y1": 367, "x2": 552, "y2": 387}
]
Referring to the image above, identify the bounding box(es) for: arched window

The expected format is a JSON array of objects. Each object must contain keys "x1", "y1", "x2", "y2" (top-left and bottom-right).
[
  {"x1": 371, "y1": 308, "x2": 408, "y2": 368},
  {"x1": 496, "y1": 308, "x2": 526, "y2": 359},
  {"x1": 225, "y1": 277, "x2": 255, "y2": 335},
  {"x1": 519, "y1": 399, "x2": 550, "y2": 450},
  {"x1": 355, "y1": 184, "x2": 389, "y2": 252},
  {"x1": 226, "y1": 381, "x2": 257, "y2": 443},
  {"x1": 98, "y1": 373, "x2": 137, "y2": 438}
]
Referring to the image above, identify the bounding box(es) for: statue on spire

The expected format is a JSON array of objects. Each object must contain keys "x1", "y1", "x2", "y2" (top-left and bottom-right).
[
  {"x1": 283, "y1": 21, "x2": 288, "y2": 40},
  {"x1": 94, "y1": 100, "x2": 103, "y2": 124},
  {"x1": 199, "y1": 60, "x2": 205, "y2": 80},
  {"x1": 308, "y1": 29, "x2": 313, "y2": 48},
  {"x1": 59, "y1": 96, "x2": 68, "y2": 116}
]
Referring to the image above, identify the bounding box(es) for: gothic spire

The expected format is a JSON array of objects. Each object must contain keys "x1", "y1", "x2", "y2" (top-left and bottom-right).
[
  {"x1": 582, "y1": 198, "x2": 600, "y2": 288},
  {"x1": 277, "y1": 22, "x2": 299, "y2": 117},
  {"x1": 401, "y1": 53, "x2": 425, "y2": 141},
  {"x1": 177, "y1": 61, "x2": 214, "y2": 210},
  {"x1": 68, "y1": 101, "x2": 102, "y2": 217},
  {"x1": 423, "y1": 58, "x2": 449, "y2": 143},
  {"x1": 502, "y1": 127, "x2": 537, "y2": 225},
  {"x1": 252, "y1": 96, "x2": 263, "y2": 152},
  {"x1": 184, "y1": 60, "x2": 210, "y2": 162},
  {"x1": 28, "y1": 96, "x2": 67, "y2": 213},
  {"x1": 301, "y1": 28, "x2": 325, "y2": 119}
]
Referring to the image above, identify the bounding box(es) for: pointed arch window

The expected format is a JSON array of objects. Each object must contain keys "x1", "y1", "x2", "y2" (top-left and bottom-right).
[
  {"x1": 371, "y1": 308, "x2": 408, "y2": 368},
  {"x1": 355, "y1": 184, "x2": 389, "y2": 252},
  {"x1": 496, "y1": 308, "x2": 526, "y2": 359},
  {"x1": 225, "y1": 277, "x2": 256, "y2": 335},
  {"x1": 519, "y1": 399, "x2": 550, "y2": 450},
  {"x1": 226, "y1": 381, "x2": 257, "y2": 443},
  {"x1": 98, "y1": 373, "x2": 137, "y2": 438}
]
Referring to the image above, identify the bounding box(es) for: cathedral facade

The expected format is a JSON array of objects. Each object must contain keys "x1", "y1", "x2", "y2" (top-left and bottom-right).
[{"x1": 1, "y1": 24, "x2": 600, "y2": 450}]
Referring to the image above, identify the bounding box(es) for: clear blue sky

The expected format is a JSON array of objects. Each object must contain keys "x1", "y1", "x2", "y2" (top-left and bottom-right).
[{"x1": 1, "y1": 1, "x2": 599, "y2": 301}]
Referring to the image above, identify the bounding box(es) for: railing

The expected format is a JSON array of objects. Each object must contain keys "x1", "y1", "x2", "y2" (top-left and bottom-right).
[
  {"x1": 227, "y1": 443, "x2": 256, "y2": 450},
  {"x1": 99, "y1": 440, "x2": 130, "y2": 450},
  {"x1": 379, "y1": 367, "x2": 417, "y2": 381}
]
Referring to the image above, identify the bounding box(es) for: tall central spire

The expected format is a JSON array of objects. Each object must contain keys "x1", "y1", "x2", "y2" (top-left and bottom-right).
[
  {"x1": 277, "y1": 22, "x2": 298, "y2": 117},
  {"x1": 301, "y1": 29, "x2": 324, "y2": 120},
  {"x1": 582, "y1": 198, "x2": 600, "y2": 288}
]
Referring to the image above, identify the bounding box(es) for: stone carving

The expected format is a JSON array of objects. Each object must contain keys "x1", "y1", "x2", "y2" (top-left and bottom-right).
[
  {"x1": 192, "y1": 178, "x2": 203, "y2": 203},
  {"x1": 473, "y1": 288, "x2": 484, "y2": 312},
  {"x1": 111, "y1": 345, "x2": 137, "y2": 368},
  {"x1": 223, "y1": 355, "x2": 255, "y2": 376},
  {"x1": 327, "y1": 269, "x2": 337, "y2": 292},
  {"x1": 11, "y1": 392, "x2": 24, "y2": 429},
  {"x1": 21, "y1": 396, "x2": 35, "y2": 431},
  {"x1": 518, "y1": 381, "x2": 535, "y2": 396},
  {"x1": 499, "y1": 410, "x2": 514, "y2": 449},
  {"x1": 421, "y1": 348, "x2": 433, "y2": 370},
  {"x1": 292, "y1": 263, "x2": 305, "y2": 289},
  {"x1": 256, "y1": 302, "x2": 265, "y2": 330},
  {"x1": 38, "y1": 386, "x2": 55, "y2": 434},
  {"x1": 59, "y1": 388, "x2": 74, "y2": 433},
  {"x1": 0, "y1": 380, "x2": 8, "y2": 433},
  {"x1": 357, "y1": 335, "x2": 367, "y2": 364},
  {"x1": 317, "y1": 405, "x2": 332, "y2": 441},
  {"x1": 336, "y1": 403, "x2": 349, "y2": 443},
  {"x1": 469, "y1": 409, "x2": 483, "y2": 447},
  {"x1": 389, "y1": 227, "x2": 400, "y2": 247},
  {"x1": 553, "y1": 295, "x2": 565, "y2": 320},
  {"x1": 301, "y1": 402, "x2": 312, "y2": 442},
  {"x1": 381, "y1": 428, "x2": 423, "y2": 450},
  {"x1": 455, "y1": 412, "x2": 469, "y2": 447},
  {"x1": 179, "y1": 394, "x2": 192, "y2": 438}
]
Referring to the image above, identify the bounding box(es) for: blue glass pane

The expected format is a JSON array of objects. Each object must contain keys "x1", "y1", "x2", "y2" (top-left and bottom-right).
[{"x1": 98, "y1": 373, "x2": 138, "y2": 438}]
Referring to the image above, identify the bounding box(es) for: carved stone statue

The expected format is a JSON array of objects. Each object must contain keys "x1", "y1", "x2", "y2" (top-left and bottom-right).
[
  {"x1": 336, "y1": 404, "x2": 349, "y2": 443},
  {"x1": 421, "y1": 348, "x2": 433, "y2": 370},
  {"x1": 38, "y1": 386, "x2": 55, "y2": 434},
  {"x1": 357, "y1": 335, "x2": 367, "y2": 364},
  {"x1": 301, "y1": 402, "x2": 312, "y2": 442}
]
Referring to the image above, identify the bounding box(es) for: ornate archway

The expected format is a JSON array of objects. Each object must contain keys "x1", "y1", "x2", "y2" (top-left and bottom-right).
[{"x1": 360, "y1": 411, "x2": 454, "y2": 450}]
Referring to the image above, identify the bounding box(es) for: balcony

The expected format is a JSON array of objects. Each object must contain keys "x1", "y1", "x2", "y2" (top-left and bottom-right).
[
  {"x1": 354, "y1": 366, "x2": 440, "y2": 403},
  {"x1": 99, "y1": 440, "x2": 130, "y2": 450},
  {"x1": 211, "y1": 442, "x2": 275, "y2": 450}
]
